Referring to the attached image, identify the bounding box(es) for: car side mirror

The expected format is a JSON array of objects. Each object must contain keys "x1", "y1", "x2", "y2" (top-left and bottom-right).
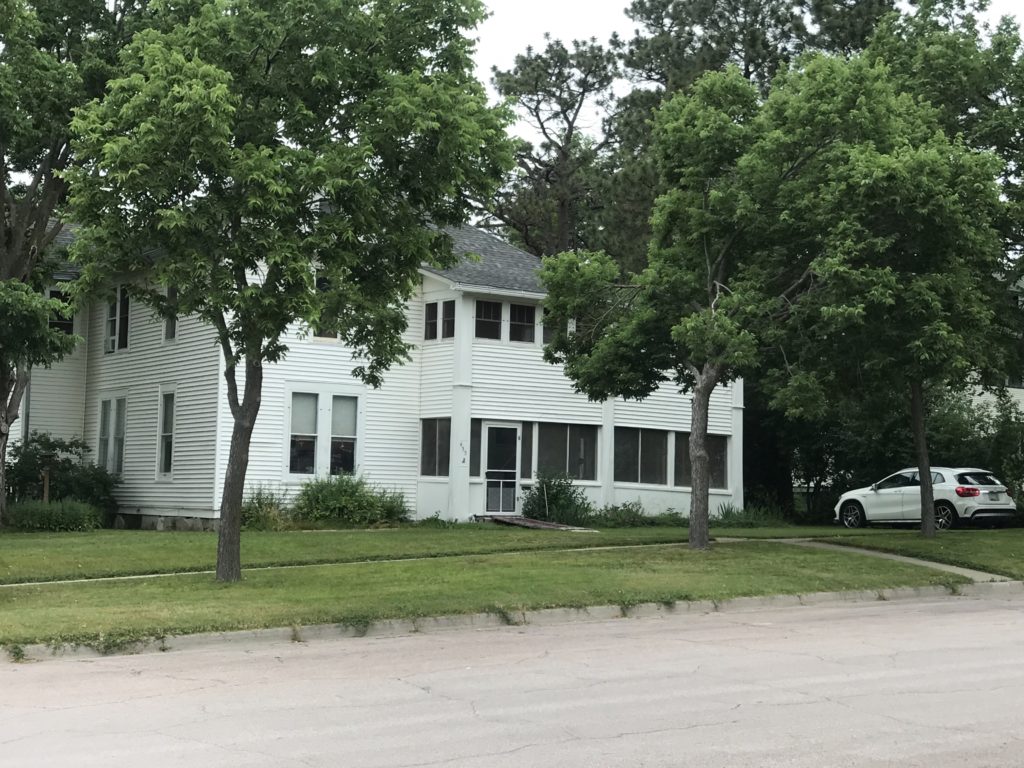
[{"x1": 870, "y1": 483, "x2": 878, "y2": 491}]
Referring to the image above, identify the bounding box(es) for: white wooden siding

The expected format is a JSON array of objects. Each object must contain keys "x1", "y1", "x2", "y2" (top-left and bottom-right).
[
  {"x1": 471, "y1": 343, "x2": 604, "y2": 423},
  {"x1": 213, "y1": 298, "x2": 426, "y2": 511},
  {"x1": 83, "y1": 299, "x2": 222, "y2": 515},
  {"x1": 24, "y1": 308, "x2": 88, "y2": 443},
  {"x1": 613, "y1": 381, "x2": 735, "y2": 434}
]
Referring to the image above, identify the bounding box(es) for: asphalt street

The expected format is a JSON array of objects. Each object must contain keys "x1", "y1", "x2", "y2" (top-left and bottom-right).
[{"x1": 3, "y1": 594, "x2": 1023, "y2": 767}]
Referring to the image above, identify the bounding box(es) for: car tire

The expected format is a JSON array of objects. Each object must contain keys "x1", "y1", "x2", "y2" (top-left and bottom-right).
[
  {"x1": 935, "y1": 501, "x2": 958, "y2": 531},
  {"x1": 840, "y1": 501, "x2": 867, "y2": 529}
]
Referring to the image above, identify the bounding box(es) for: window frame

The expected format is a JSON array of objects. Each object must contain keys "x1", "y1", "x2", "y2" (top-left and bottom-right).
[
  {"x1": 614, "y1": 427, "x2": 669, "y2": 486},
  {"x1": 157, "y1": 386, "x2": 176, "y2": 479},
  {"x1": 48, "y1": 287, "x2": 75, "y2": 336},
  {"x1": 509, "y1": 303, "x2": 536, "y2": 343},
  {"x1": 420, "y1": 417, "x2": 452, "y2": 477},
  {"x1": 163, "y1": 286, "x2": 178, "y2": 342},
  {"x1": 283, "y1": 384, "x2": 362, "y2": 479},
  {"x1": 474, "y1": 300, "x2": 503, "y2": 340},
  {"x1": 673, "y1": 432, "x2": 729, "y2": 490},
  {"x1": 424, "y1": 302, "x2": 439, "y2": 341},
  {"x1": 98, "y1": 394, "x2": 128, "y2": 475},
  {"x1": 536, "y1": 422, "x2": 598, "y2": 481},
  {"x1": 105, "y1": 285, "x2": 130, "y2": 353}
]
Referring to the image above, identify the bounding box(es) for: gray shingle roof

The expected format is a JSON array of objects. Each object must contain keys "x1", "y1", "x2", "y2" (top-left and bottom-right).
[{"x1": 423, "y1": 226, "x2": 544, "y2": 295}]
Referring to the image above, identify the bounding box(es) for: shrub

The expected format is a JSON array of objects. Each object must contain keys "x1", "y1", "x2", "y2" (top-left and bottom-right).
[
  {"x1": 590, "y1": 502, "x2": 687, "y2": 528},
  {"x1": 291, "y1": 475, "x2": 409, "y2": 527},
  {"x1": 241, "y1": 486, "x2": 291, "y2": 531},
  {"x1": 714, "y1": 502, "x2": 790, "y2": 528},
  {"x1": 521, "y1": 472, "x2": 595, "y2": 526},
  {"x1": 5, "y1": 500, "x2": 103, "y2": 532},
  {"x1": 5, "y1": 432, "x2": 119, "y2": 514}
]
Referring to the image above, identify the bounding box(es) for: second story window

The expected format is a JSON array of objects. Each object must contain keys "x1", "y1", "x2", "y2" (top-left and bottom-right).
[
  {"x1": 105, "y1": 286, "x2": 130, "y2": 353},
  {"x1": 48, "y1": 288, "x2": 74, "y2": 335},
  {"x1": 424, "y1": 300, "x2": 456, "y2": 341},
  {"x1": 475, "y1": 300, "x2": 502, "y2": 339},
  {"x1": 164, "y1": 286, "x2": 178, "y2": 341},
  {"x1": 509, "y1": 304, "x2": 536, "y2": 343}
]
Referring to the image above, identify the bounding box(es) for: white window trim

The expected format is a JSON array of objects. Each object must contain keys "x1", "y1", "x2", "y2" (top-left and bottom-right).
[
  {"x1": 98, "y1": 391, "x2": 129, "y2": 476},
  {"x1": 105, "y1": 285, "x2": 130, "y2": 354},
  {"x1": 423, "y1": 298, "x2": 458, "y2": 345},
  {"x1": 156, "y1": 384, "x2": 177, "y2": 481},
  {"x1": 283, "y1": 382, "x2": 364, "y2": 479}
]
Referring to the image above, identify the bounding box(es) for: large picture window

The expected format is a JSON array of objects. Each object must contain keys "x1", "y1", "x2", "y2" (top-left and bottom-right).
[
  {"x1": 537, "y1": 423, "x2": 597, "y2": 480},
  {"x1": 674, "y1": 433, "x2": 728, "y2": 489},
  {"x1": 420, "y1": 418, "x2": 451, "y2": 477},
  {"x1": 614, "y1": 427, "x2": 668, "y2": 485}
]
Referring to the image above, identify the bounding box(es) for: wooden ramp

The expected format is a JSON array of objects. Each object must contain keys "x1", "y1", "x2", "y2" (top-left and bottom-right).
[{"x1": 474, "y1": 515, "x2": 597, "y2": 532}]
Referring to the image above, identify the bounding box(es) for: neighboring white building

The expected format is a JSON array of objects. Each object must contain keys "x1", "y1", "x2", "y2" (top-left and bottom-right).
[{"x1": 21, "y1": 227, "x2": 744, "y2": 525}]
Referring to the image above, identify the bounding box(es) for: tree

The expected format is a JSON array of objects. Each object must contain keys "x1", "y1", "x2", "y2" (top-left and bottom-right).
[
  {"x1": 486, "y1": 36, "x2": 618, "y2": 257},
  {"x1": 769, "y1": 113, "x2": 1007, "y2": 538},
  {"x1": 0, "y1": 282, "x2": 76, "y2": 517},
  {"x1": 544, "y1": 54, "x2": 999, "y2": 548},
  {"x1": 0, "y1": 0, "x2": 146, "y2": 522},
  {"x1": 68, "y1": 0, "x2": 511, "y2": 581}
]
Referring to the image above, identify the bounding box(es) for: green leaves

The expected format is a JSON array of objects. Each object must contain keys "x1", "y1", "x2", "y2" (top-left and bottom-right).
[{"x1": 0, "y1": 281, "x2": 77, "y2": 371}]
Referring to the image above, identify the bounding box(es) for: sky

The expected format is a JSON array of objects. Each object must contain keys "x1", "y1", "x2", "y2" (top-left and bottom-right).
[{"x1": 474, "y1": 0, "x2": 1024, "y2": 123}]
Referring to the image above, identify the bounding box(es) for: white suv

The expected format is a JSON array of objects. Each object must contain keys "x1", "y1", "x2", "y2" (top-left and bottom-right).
[{"x1": 834, "y1": 467, "x2": 1017, "y2": 529}]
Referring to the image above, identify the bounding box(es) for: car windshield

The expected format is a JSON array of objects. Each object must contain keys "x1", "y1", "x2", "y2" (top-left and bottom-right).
[{"x1": 956, "y1": 472, "x2": 1001, "y2": 486}]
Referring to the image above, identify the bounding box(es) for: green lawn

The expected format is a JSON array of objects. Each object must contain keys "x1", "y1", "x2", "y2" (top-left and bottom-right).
[
  {"x1": 826, "y1": 529, "x2": 1024, "y2": 579},
  {"x1": 0, "y1": 526, "x2": 690, "y2": 584},
  {"x1": 0, "y1": 524, "x2": 894, "y2": 585},
  {"x1": 0, "y1": 541, "x2": 965, "y2": 650}
]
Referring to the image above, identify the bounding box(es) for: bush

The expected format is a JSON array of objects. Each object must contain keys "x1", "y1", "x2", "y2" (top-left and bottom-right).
[
  {"x1": 241, "y1": 486, "x2": 291, "y2": 531},
  {"x1": 5, "y1": 432, "x2": 119, "y2": 514},
  {"x1": 591, "y1": 502, "x2": 687, "y2": 528},
  {"x1": 521, "y1": 472, "x2": 595, "y2": 526},
  {"x1": 291, "y1": 475, "x2": 409, "y2": 527},
  {"x1": 5, "y1": 500, "x2": 103, "y2": 532},
  {"x1": 714, "y1": 502, "x2": 790, "y2": 528}
]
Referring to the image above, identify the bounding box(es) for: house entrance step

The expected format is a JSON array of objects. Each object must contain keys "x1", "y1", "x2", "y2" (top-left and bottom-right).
[{"x1": 473, "y1": 515, "x2": 597, "y2": 532}]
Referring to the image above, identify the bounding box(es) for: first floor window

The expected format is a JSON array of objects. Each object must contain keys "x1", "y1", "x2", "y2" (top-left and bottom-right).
[
  {"x1": 290, "y1": 392, "x2": 318, "y2": 474},
  {"x1": 674, "y1": 433, "x2": 728, "y2": 489},
  {"x1": 420, "y1": 418, "x2": 451, "y2": 476},
  {"x1": 614, "y1": 427, "x2": 668, "y2": 485},
  {"x1": 98, "y1": 396, "x2": 127, "y2": 474},
  {"x1": 159, "y1": 391, "x2": 175, "y2": 476},
  {"x1": 331, "y1": 396, "x2": 357, "y2": 475},
  {"x1": 537, "y1": 423, "x2": 597, "y2": 480},
  {"x1": 289, "y1": 391, "x2": 359, "y2": 475}
]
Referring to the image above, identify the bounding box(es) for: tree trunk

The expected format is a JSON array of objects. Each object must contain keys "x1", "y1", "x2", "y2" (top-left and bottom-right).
[
  {"x1": 910, "y1": 379, "x2": 935, "y2": 538},
  {"x1": 215, "y1": 358, "x2": 263, "y2": 582},
  {"x1": 688, "y1": 372, "x2": 717, "y2": 551},
  {"x1": 0, "y1": 365, "x2": 29, "y2": 528}
]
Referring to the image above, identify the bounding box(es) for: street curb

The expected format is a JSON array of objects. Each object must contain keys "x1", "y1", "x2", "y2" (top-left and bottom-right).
[{"x1": 8, "y1": 580, "x2": 1023, "y2": 663}]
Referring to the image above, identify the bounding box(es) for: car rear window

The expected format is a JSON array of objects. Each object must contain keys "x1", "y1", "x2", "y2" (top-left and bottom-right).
[{"x1": 956, "y1": 472, "x2": 1001, "y2": 486}]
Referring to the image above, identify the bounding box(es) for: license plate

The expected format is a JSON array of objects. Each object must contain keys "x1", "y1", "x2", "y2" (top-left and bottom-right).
[{"x1": 990, "y1": 492, "x2": 1002, "y2": 501}]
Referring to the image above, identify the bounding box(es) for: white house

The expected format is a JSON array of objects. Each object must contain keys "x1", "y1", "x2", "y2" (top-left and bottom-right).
[{"x1": 20, "y1": 227, "x2": 744, "y2": 526}]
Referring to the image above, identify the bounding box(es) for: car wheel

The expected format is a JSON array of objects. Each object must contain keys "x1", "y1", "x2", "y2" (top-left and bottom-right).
[
  {"x1": 935, "y1": 501, "x2": 958, "y2": 531},
  {"x1": 840, "y1": 501, "x2": 866, "y2": 529}
]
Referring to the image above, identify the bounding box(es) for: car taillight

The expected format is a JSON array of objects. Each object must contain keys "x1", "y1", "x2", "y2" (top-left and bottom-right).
[{"x1": 956, "y1": 486, "x2": 981, "y2": 498}]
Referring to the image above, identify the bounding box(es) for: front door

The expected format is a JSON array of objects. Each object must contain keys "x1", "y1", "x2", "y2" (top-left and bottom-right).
[{"x1": 484, "y1": 423, "x2": 520, "y2": 514}]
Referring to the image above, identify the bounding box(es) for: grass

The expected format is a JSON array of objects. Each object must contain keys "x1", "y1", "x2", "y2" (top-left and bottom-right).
[
  {"x1": 0, "y1": 526, "x2": 687, "y2": 584},
  {"x1": 0, "y1": 524, "x2": 898, "y2": 585},
  {"x1": 826, "y1": 528, "x2": 1024, "y2": 579},
  {"x1": 0, "y1": 541, "x2": 965, "y2": 649}
]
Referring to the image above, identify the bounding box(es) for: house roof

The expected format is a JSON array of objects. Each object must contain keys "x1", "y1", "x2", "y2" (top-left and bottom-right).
[{"x1": 423, "y1": 226, "x2": 544, "y2": 296}]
